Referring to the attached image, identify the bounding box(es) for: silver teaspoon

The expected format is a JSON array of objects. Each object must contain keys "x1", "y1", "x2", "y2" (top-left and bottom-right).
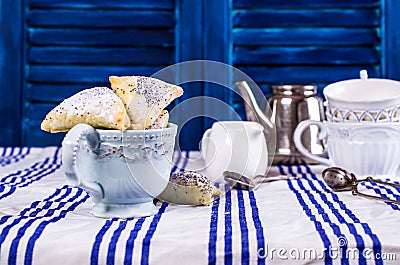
[
  {"x1": 322, "y1": 167, "x2": 400, "y2": 205},
  {"x1": 223, "y1": 171, "x2": 299, "y2": 190}
]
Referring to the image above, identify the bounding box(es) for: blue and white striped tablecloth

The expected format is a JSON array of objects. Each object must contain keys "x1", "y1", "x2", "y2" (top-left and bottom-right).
[{"x1": 0, "y1": 147, "x2": 399, "y2": 265}]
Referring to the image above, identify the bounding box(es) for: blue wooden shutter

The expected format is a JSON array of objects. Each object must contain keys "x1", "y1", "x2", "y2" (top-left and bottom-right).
[
  {"x1": 0, "y1": 1, "x2": 23, "y2": 146},
  {"x1": 1, "y1": 0, "x2": 400, "y2": 148},
  {"x1": 24, "y1": 0, "x2": 177, "y2": 146},
  {"x1": 231, "y1": 0, "x2": 382, "y2": 118}
]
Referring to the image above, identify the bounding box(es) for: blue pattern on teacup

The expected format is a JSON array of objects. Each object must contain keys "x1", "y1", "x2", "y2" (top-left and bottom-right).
[{"x1": 326, "y1": 103, "x2": 400, "y2": 123}]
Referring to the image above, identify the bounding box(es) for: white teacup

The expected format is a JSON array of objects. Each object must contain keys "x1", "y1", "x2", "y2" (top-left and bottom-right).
[
  {"x1": 294, "y1": 120, "x2": 400, "y2": 177},
  {"x1": 62, "y1": 123, "x2": 177, "y2": 218},
  {"x1": 200, "y1": 121, "x2": 268, "y2": 181}
]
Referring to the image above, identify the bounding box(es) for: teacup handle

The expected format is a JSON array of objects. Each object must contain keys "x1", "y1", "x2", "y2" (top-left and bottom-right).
[
  {"x1": 200, "y1": 128, "x2": 212, "y2": 161},
  {"x1": 293, "y1": 120, "x2": 333, "y2": 165},
  {"x1": 61, "y1": 124, "x2": 103, "y2": 203}
]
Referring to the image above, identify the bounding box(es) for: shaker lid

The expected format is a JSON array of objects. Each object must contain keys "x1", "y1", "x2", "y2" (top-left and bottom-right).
[{"x1": 271, "y1": 84, "x2": 317, "y2": 96}]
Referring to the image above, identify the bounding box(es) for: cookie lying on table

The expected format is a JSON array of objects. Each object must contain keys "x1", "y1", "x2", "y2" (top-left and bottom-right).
[
  {"x1": 109, "y1": 76, "x2": 183, "y2": 130},
  {"x1": 158, "y1": 171, "x2": 222, "y2": 206},
  {"x1": 41, "y1": 87, "x2": 130, "y2": 132}
]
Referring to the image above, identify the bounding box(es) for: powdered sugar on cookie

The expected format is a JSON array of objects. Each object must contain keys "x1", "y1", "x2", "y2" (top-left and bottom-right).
[
  {"x1": 41, "y1": 87, "x2": 130, "y2": 133},
  {"x1": 109, "y1": 76, "x2": 183, "y2": 129}
]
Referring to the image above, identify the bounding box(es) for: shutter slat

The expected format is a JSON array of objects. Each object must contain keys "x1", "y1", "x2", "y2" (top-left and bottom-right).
[
  {"x1": 234, "y1": 47, "x2": 379, "y2": 65},
  {"x1": 234, "y1": 28, "x2": 379, "y2": 46},
  {"x1": 29, "y1": 65, "x2": 165, "y2": 83},
  {"x1": 237, "y1": 66, "x2": 380, "y2": 83},
  {"x1": 234, "y1": 0, "x2": 380, "y2": 9},
  {"x1": 29, "y1": 28, "x2": 174, "y2": 46},
  {"x1": 27, "y1": 84, "x2": 97, "y2": 102},
  {"x1": 28, "y1": 10, "x2": 175, "y2": 28},
  {"x1": 233, "y1": 9, "x2": 379, "y2": 27},
  {"x1": 25, "y1": 103, "x2": 65, "y2": 146},
  {"x1": 27, "y1": 0, "x2": 174, "y2": 9},
  {"x1": 29, "y1": 47, "x2": 174, "y2": 65}
]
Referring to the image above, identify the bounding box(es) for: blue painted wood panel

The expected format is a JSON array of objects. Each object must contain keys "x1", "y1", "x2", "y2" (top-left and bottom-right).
[
  {"x1": 236, "y1": 66, "x2": 380, "y2": 84},
  {"x1": 23, "y1": 0, "x2": 177, "y2": 146},
  {"x1": 29, "y1": 29, "x2": 175, "y2": 46},
  {"x1": 27, "y1": 0, "x2": 174, "y2": 9},
  {"x1": 28, "y1": 66, "x2": 168, "y2": 83},
  {"x1": 29, "y1": 47, "x2": 175, "y2": 65},
  {"x1": 233, "y1": 9, "x2": 380, "y2": 28},
  {"x1": 0, "y1": 0, "x2": 23, "y2": 146},
  {"x1": 26, "y1": 84, "x2": 94, "y2": 103},
  {"x1": 234, "y1": 28, "x2": 379, "y2": 46},
  {"x1": 231, "y1": 0, "x2": 384, "y2": 121},
  {"x1": 28, "y1": 10, "x2": 175, "y2": 28},
  {"x1": 24, "y1": 103, "x2": 66, "y2": 146},
  {"x1": 382, "y1": 0, "x2": 400, "y2": 79},
  {"x1": 2, "y1": 0, "x2": 400, "y2": 149},
  {"x1": 233, "y1": 0, "x2": 380, "y2": 8},
  {"x1": 173, "y1": 0, "x2": 204, "y2": 151},
  {"x1": 203, "y1": 0, "x2": 233, "y2": 129},
  {"x1": 234, "y1": 47, "x2": 379, "y2": 65}
]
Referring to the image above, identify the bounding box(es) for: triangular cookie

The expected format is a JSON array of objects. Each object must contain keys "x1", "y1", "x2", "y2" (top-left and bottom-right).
[
  {"x1": 147, "y1": 110, "x2": 169, "y2": 130},
  {"x1": 41, "y1": 87, "x2": 130, "y2": 133},
  {"x1": 109, "y1": 76, "x2": 183, "y2": 129}
]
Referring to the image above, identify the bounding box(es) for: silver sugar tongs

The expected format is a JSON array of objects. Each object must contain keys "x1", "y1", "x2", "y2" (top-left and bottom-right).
[{"x1": 322, "y1": 167, "x2": 400, "y2": 205}]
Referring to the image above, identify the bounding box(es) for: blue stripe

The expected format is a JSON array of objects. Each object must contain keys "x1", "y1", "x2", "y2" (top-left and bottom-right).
[
  {"x1": 278, "y1": 165, "x2": 333, "y2": 265},
  {"x1": 124, "y1": 217, "x2": 146, "y2": 265},
  {"x1": 208, "y1": 183, "x2": 220, "y2": 265},
  {"x1": 0, "y1": 147, "x2": 31, "y2": 167},
  {"x1": 106, "y1": 219, "x2": 133, "y2": 265},
  {"x1": 179, "y1": 151, "x2": 189, "y2": 172},
  {"x1": 6, "y1": 187, "x2": 86, "y2": 265},
  {"x1": 362, "y1": 181, "x2": 400, "y2": 211},
  {"x1": 91, "y1": 218, "x2": 119, "y2": 265},
  {"x1": 1, "y1": 147, "x2": 6, "y2": 157},
  {"x1": 136, "y1": 151, "x2": 182, "y2": 264},
  {"x1": 19, "y1": 148, "x2": 61, "y2": 189},
  {"x1": 23, "y1": 190, "x2": 89, "y2": 265},
  {"x1": 170, "y1": 150, "x2": 182, "y2": 174},
  {"x1": 91, "y1": 150, "x2": 182, "y2": 265},
  {"x1": 224, "y1": 184, "x2": 233, "y2": 265},
  {"x1": 0, "y1": 148, "x2": 61, "y2": 201},
  {"x1": 248, "y1": 190, "x2": 265, "y2": 265},
  {"x1": 237, "y1": 189, "x2": 249, "y2": 265},
  {"x1": 0, "y1": 160, "x2": 42, "y2": 182},
  {"x1": 300, "y1": 165, "x2": 368, "y2": 265},
  {"x1": 302, "y1": 164, "x2": 383, "y2": 265},
  {"x1": 6, "y1": 187, "x2": 74, "y2": 259},
  {"x1": 12, "y1": 147, "x2": 30, "y2": 165},
  {"x1": 290, "y1": 166, "x2": 349, "y2": 265},
  {"x1": 0, "y1": 186, "x2": 68, "y2": 246},
  {"x1": 140, "y1": 202, "x2": 169, "y2": 265},
  {"x1": 0, "y1": 147, "x2": 13, "y2": 166},
  {"x1": 0, "y1": 159, "x2": 49, "y2": 184}
]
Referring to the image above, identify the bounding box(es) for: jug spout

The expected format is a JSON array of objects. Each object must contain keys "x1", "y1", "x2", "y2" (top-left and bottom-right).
[{"x1": 235, "y1": 81, "x2": 274, "y2": 130}]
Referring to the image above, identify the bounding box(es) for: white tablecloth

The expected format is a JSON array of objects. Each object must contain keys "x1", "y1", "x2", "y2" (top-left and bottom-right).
[{"x1": 0, "y1": 147, "x2": 399, "y2": 265}]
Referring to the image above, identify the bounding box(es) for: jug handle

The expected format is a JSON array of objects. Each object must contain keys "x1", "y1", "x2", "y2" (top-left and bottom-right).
[
  {"x1": 61, "y1": 124, "x2": 103, "y2": 203},
  {"x1": 293, "y1": 120, "x2": 333, "y2": 165}
]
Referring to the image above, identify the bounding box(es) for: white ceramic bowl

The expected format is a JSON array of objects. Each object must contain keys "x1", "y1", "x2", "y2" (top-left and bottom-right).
[
  {"x1": 323, "y1": 70, "x2": 400, "y2": 110},
  {"x1": 62, "y1": 123, "x2": 177, "y2": 218}
]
